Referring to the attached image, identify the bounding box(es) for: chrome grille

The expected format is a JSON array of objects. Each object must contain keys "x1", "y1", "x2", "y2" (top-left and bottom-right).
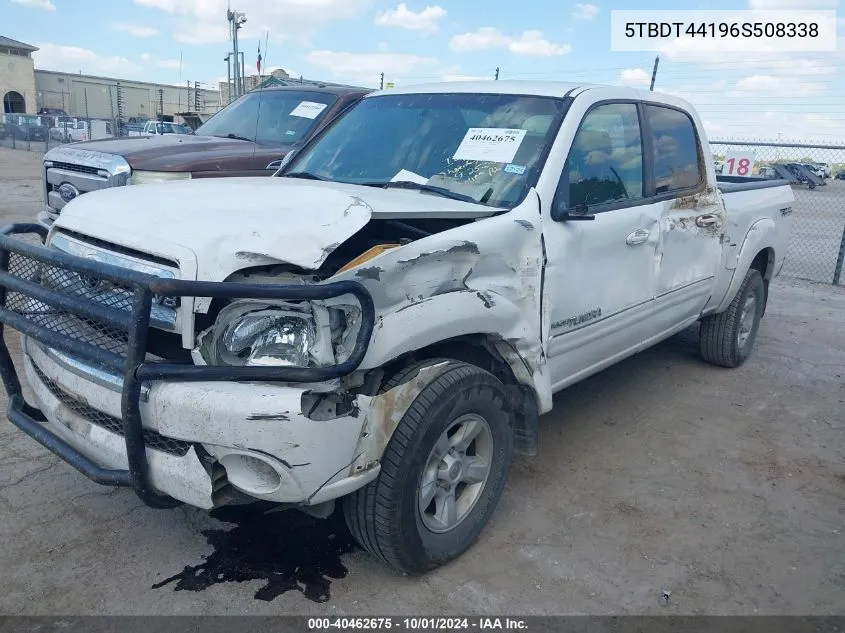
[
  {"x1": 6, "y1": 252, "x2": 131, "y2": 356},
  {"x1": 49, "y1": 161, "x2": 100, "y2": 175},
  {"x1": 42, "y1": 147, "x2": 130, "y2": 218},
  {"x1": 50, "y1": 232, "x2": 179, "y2": 332},
  {"x1": 31, "y1": 363, "x2": 191, "y2": 457}
]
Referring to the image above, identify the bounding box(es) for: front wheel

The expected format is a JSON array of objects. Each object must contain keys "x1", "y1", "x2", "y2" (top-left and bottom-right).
[
  {"x1": 700, "y1": 268, "x2": 765, "y2": 368},
  {"x1": 344, "y1": 361, "x2": 514, "y2": 573}
]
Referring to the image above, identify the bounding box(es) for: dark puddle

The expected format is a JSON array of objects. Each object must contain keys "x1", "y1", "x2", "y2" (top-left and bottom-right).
[{"x1": 152, "y1": 502, "x2": 357, "y2": 603}]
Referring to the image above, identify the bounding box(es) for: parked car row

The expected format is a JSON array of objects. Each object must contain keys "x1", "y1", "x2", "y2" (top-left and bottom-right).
[{"x1": 1, "y1": 82, "x2": 795, "y2": 574}]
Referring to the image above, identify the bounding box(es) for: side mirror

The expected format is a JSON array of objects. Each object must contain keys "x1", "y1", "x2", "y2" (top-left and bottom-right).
[
  {"x1": 551, "y1": 198, "x2": 595, "y2": 222},
  {"x1": 270, "y1": 149, "x2": 297, "y2": 175}
]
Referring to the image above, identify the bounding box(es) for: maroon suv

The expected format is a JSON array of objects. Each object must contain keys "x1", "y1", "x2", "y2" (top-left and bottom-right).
[{"x1": 40, "y1": 85, "x2": 370, "y2": 226}]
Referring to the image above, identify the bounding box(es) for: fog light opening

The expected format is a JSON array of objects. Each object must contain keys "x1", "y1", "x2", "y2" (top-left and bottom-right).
[{"x1": 219, "y1": 453, "x2": 283, "y2": 496}]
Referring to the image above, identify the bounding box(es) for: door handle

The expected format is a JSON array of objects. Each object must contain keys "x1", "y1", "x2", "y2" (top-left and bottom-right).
[
  {"x1": 626, "y1": 229, "x2": 650, "y2": 245},
  {"x1": 695, "y1": 214, "x2": 719, "y2": 227}
]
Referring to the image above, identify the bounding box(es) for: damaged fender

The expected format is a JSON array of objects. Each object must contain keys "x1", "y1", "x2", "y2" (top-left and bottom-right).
[{"x1": 330, "y1": 191, "x2": 554, "y2": 414}]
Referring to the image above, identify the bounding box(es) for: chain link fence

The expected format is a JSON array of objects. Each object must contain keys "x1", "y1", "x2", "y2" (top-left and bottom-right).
[
  {"x1": 1, "y1": 121, "x2": 843, "y2": 286},
  {"x1": 711, "y1": 141, "x2": 845, "y2": 286},
  {"x1": 0, "y1": 112, "x2": 194, "y2": 155}
]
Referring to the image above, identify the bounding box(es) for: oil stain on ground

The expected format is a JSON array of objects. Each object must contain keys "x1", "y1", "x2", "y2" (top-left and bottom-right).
[{"x1": 152, "y1": 502, "x2": 357, "y2": 603}]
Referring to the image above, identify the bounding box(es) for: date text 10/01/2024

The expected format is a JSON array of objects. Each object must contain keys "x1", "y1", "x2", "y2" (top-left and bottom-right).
[{"x1": 307, "y1": 617, "x2": 529, "y2": 630}]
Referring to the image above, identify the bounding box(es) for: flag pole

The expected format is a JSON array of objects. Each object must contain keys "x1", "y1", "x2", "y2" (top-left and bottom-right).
[{"x1": 262, "y1": 31, "x2": 269, "y2": 81}]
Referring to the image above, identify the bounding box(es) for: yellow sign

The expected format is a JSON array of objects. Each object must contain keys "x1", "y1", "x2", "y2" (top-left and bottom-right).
[{"x1": 385, "y1": 82, "x2": 395, "y2": 89}]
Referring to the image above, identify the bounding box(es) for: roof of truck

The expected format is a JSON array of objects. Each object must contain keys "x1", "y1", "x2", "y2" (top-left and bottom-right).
[
  {"x1": 364, "y1": 80, "x2": 697, "y2": 114},
  {"x1": 254, "y1": 84, "x2": 371, "y2": 96}
]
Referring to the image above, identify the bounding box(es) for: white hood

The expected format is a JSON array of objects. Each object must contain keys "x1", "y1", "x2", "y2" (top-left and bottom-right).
[{"x1": 53, "y1": 177, "x2": 495, "y2": 281}]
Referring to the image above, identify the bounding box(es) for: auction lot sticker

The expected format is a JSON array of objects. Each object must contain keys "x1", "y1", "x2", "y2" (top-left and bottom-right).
[
  {"x1": 453, "y1": 128, "x2": 527, "y2": 163},
  {"x1": 723, "y1": 151, "x2": 756, "y2": 177},
  {"x1": 289, "y1": 101, "x2": 328, "y2": 119}
]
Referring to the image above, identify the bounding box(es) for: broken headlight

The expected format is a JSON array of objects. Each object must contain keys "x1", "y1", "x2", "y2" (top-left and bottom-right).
[{"x1": 207, "y1": 301, "x2": 335, "y2": 367}]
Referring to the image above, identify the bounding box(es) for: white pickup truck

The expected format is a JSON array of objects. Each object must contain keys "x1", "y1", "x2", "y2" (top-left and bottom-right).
[{"x1": 0, "y1": 82, "x2": 794, "y2": 573}]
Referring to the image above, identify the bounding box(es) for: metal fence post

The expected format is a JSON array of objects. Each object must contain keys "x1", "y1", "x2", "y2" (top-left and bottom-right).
[{"x1": 834, "y1": 224, "x2": 845, "y2": 285}]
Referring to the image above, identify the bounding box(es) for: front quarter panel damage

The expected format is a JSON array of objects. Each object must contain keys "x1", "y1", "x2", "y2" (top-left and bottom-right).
[{"x1": 329, "y1": 192, "x2": 552, "y2": 413}]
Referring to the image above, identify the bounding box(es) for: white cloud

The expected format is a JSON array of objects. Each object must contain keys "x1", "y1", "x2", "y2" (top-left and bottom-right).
[
  {"x1": 33, "y1": 43, "x2": 141, "y2": 75},
  {"x1": 728, "y1": 74, "x2": 828, "y2": 96},
  {"x1": 619, "y1": 67, "x2": 651, "y2": 86},
  {"x1": 572, "y1": 3, "x2": 599, "y2": 20},
  {"x1": 134, "y1": 0, "x2": 374, "y2": 44},
  {"x1": 449, "y1": 27, "x2": 570, "y2": 56},
  {"x1": 449, "y1": 27, "x2": 511, "y2": 52},
  {"x1": 305, "y1": 50, "x2": 438, "y2": 81},
  {"x1": 111, "y1": 22, "x2": 160, "y2": 37},
  {"x1": 509, "y1": 30, "x2": 571, "y2": 56},
  {"x1": 157, "y1": 58, "x2": 183, "y2": 69},
  {"x1": 10, "y1": 0, "x2": 55, "y2": 10},
  {"x1": 140, "y1": 53, "x2": 151, "y2": 61},
  {"x1": 748, "y1": 0, "x2": 838, "y2": 7},
  {"x1": 375, "y1": 3, "x2": 446, "y2": 34},
  {"x1": 172, "y1": 22, "x2": 231, "y2": 44}
]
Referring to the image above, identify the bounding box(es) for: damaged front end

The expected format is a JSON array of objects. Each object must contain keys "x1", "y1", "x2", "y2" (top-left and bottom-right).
[{"x1": 0, "y1": 223, "x2": 375, "y2": 508}]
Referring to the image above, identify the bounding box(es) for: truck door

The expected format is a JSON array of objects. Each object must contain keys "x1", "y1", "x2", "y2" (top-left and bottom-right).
[
  {"x1": 643, "y1": 104, "x2": 723, "y2": 334},
  {"x1": 543, "y1": 102, "x2": 662, "y2": 389}
]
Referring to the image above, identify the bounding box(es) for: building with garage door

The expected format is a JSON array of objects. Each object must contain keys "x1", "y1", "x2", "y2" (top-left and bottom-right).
[
  {"x1": 34, "y1": 70, "x2": 221, "y2": 120},
  {"x1": 0, "y1": 36, "x2": 38, "y2": 114}
]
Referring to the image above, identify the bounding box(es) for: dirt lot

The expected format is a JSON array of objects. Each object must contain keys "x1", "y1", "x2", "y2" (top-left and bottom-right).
[{"x1": 0, "y1": 146, "x2": 843, "y2": 615}]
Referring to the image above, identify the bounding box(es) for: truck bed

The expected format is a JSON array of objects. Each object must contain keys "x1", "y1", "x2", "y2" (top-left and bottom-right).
[{"x1": 716, "y1": 175, "x2": 792, "y2": 193}]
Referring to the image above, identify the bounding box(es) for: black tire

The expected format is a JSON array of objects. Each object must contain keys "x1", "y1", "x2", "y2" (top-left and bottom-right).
[
  {"x1": 700, "y1": 268, "x2": 765, "y2": 368},
  {"x1": 343, "y1": 360, "x2": 514, "y2": 573}
]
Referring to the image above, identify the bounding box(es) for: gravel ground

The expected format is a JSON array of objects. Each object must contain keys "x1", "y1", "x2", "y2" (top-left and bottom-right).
[{"x1": 0, "y1": 146, "x2": 843, "y2": 616}]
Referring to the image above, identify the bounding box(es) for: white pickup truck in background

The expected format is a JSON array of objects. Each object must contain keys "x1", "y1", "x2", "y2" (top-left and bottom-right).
[
  {"x1": 128, "y1": 120, "x2": 192, "y2": 136},
  {"x1": 0, "y1": 81, "x2": 794, "y2": 574},
  {"x1": 50, "y1": 119, "x2": 114, "y2": 143}
]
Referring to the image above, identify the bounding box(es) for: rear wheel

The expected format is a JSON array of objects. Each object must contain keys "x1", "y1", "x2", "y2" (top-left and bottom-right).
[
  {"x1": 700, "y1": 268, "x2": 765, "y2": 368},
  {"x1": 343, "y1": 360, "x2": 514, "y2": 573}
]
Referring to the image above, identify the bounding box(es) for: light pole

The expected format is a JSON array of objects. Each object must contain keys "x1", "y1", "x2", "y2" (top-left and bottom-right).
[
  {"x1": 227, "y1": 9, "x2": 247, "y2": 98},
  {"x1": 224, "y1": 53, "x2": 232, "y2": 104}
]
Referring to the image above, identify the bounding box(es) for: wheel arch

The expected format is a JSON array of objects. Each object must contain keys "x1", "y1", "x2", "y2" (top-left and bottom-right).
[{"x1": 360, "y1": 334, "x2": 542, "y2": 458}]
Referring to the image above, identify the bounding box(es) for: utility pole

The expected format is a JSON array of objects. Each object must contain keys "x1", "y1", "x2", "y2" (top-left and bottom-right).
[
  {"x1": 495, "y1": 67, "x2": 499, "y2": 80},
  {"x1": 240, "y1": 52, "x2": 245, "y2": 93},
  {"x1": 228, "y1": 8, "x2": 247, "y2": 98},
  {"x1": 649, "y1": 55, "x2": 659, "y2": 91},
  {"x1": 224, "y1": 54, "x2": 232, "y2": 104},
  {"x1": 380, "y1": 73, "x2": 384, "y2": 89},
  {"x1": 116, "y1": 82, "x2": 124, "y2": 135}
]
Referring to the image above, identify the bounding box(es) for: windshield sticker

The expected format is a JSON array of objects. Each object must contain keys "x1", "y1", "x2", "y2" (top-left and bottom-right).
[
  {"x1": 285, "y1": 130, "x2": 297, "y2": 136},
  {"x1": 289, "y1": 101, "x2": 328, "y2": 119},
  {"x1": 453, "y1": 128, "x2": 527, "y2": 163},
  {"x1": 504, "y1": 163, "x2": 527, "y2": 175},
  {"x1": 391, "y1": 169, "x2": 429, "y2": 185}
]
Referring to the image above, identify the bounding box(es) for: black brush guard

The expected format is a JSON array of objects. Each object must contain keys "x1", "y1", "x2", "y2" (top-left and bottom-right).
[{"x1": 0, "y1": 224, "x2": 375, "y2": 508}]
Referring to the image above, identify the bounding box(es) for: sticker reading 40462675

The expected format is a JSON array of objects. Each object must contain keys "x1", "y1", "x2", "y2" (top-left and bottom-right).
[
  {"x1": 453, "y1": 128, "x2": 527, "y2": 163},
  {"x1": 289, "y1": 101, "x2": 328, "y2": 119}
]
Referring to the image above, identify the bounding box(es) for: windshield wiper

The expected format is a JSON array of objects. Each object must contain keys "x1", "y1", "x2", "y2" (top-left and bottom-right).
[
  {"x1": 283, "y1": 171, "x2": 330, "y2": 181},
  {"x1": 360, "y1": 180, "x2": 486, "y2": 205},
  {"x1": 216, "y1": 133, "x2": 253, "y2": 142}
]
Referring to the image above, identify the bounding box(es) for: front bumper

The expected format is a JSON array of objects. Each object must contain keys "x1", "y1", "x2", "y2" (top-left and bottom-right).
[{"x1": 0, "y1": 223, "x2": 375, "y2": 508}]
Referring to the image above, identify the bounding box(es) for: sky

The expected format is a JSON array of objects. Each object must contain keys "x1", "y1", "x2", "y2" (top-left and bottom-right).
[{"x1": 4, "y1": 0, "x2": 844, "y2": 142}]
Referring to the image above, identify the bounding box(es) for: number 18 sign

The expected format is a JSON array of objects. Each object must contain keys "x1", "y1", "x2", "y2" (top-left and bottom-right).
[{"x1": 723, "y1": 151, "x2": 756, "y2": 177}]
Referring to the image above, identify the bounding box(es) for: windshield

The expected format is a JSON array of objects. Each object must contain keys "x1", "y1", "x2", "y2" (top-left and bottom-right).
[
  {"x1": 196, "y1": 90, "x2": 338, "y2": 146},
  {"x1": 286, "y1": 92, "x2": 566, "y2": 208},
  {"x1": 153, "y1": 122, "x2": 190, "y2": 134}
]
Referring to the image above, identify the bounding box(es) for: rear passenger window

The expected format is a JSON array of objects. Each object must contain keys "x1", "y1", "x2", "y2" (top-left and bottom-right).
[
  {"x1": 566, "y1": 103, "x2": 643, "y2": 207},
  {"x1": 644, "y1": 105, "x2": 703, "y2": 193}
]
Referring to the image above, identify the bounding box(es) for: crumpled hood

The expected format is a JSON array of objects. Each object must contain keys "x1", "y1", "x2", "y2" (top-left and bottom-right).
[{"x1": 52, "y1": 177, "x2": 494, "y2": 281}]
